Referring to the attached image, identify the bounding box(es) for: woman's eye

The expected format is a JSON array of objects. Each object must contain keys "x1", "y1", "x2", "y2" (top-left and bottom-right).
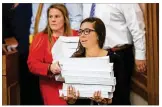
[
  {"x1": 49, "y1": 15, "x2": 53, "y2": 18},
  {"x1": 85, "y1": 30, "x2": 89, "y2": 34},
  {"x1": 55, "y1": 15, "x2": 60, "y2": 18}
]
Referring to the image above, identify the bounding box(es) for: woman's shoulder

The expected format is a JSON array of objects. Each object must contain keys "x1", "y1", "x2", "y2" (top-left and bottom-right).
[
  {"x1": 35, "y1": 32, "x2": 48, "y2": 39},
  {"x1": 32, "y1": 32, "x2": 49, "y2": 43},
  {"x1": 31, "y1": 32, "x2": 48, "y2": 46}
]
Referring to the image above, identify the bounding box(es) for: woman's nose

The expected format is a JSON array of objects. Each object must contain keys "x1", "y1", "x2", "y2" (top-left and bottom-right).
[
  {"x1": 79, "y1": 33, "x2": 86, "y2": 38},
  {"x1": 51, "y1": 17, "x2": 56, "y2": 21},
  {"x1": 51, "y1": 18, "x2": 56, "y2": 22}
]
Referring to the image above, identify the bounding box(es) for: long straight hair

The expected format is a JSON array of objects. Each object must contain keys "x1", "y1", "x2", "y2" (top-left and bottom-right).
[{"x1": 43, "y1": 3, "x2": 72, "y2": 43}]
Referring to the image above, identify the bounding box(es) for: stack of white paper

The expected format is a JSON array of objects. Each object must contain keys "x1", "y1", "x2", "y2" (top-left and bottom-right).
[
  {"x1": 62, "y1": 83, "x2": 115, "y2": 92},
  {"x1": 55, "y1": 57, "x2": 113, "y2": 82},
  {"x1": 64, "y1": 76, "x2": 116, "y2": 85},
  {"x1": 59, "y1": 90, "x2": 113, "y2": 98},
  {"x1": 61, "y1": 70, "x2": 114, "y2": 78},
  {"x1": 51, "y1": 36, "x2": 116, "y2": 98},
  {"x1": 59, "y1": 56, "x2": 110, "y2": 65},
  {"x1": 51, "y1": 36, "x2": 79, "y2": 62},
  {"x1": 57, "y1": 57, "x2": 116, "y2": 98}
]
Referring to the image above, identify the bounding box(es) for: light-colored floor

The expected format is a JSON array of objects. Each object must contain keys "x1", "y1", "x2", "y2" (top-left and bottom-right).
[{"x1": 130, "y1": 91, "x2": 148, "y2": 105}]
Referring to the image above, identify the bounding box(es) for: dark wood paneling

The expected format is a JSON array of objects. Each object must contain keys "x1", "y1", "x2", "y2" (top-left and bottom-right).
[{"x1": 2, "y1": 50, "x2": 20, "y2": 105}]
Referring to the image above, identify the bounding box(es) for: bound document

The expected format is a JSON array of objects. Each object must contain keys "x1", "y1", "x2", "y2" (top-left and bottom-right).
[
  {"x1": 51, "y1": 36, "x2": 79, "y2": 62},
  {"x1": 59, "y1": 90, "x2": 113, "y2": 98},
  {"x1": 62, "y1": 83, "x2": 115, "y2": 92},
  {"x1": 55, "y1": 56, "x2": 112, "y2": 82}
]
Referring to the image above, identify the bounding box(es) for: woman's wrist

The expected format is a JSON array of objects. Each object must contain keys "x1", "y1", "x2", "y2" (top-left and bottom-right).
[
  {"x1": 99, "y1": 98, "x2": 112, "y2": 105},
  {"x1": 48, "y1": 64, "x2": 51, "y2": 71},
  {"x1": 47, "y1": 64, "x2": 54, "y2": 78},
  {"x1": 67, "y1": 99, "x2": 77, "y2": 104}
]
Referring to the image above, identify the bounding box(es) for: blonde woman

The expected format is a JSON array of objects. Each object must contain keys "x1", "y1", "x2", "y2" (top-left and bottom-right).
[{"x1": 27, "y1": 4, "x2": 78, "y2": 105}]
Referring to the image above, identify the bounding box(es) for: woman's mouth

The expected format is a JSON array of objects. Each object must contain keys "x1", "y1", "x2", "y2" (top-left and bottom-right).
[{"x1": 81, "y1": 40, "x2": 87, "y2": 43}]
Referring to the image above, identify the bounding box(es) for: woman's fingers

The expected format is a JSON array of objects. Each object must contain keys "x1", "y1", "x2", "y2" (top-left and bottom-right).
[
  {"x1": 67, "y1": 86, "x2": 78, "y2": 99},
  {"x1": 92, "y1": 91, "x2": 100, "y2": 102},
  {"x1": 72, "y1": 87, "x2": 77, "y2": 99},
  {"x1": 55, "y1": 61, "x2": 61, "y2": 71},
  {"x1": 107, "y1": 98, "x2": 112, "y2": 104},
  {"x1": 54, "y1": 62, "x2": 61, "y2": 74},
  {"x1": 67, "y1": 86, "x2": 71, "y2": 98},
  {"x1": 61, "y1": 93, "x2": 68, "y2": 101},
  {"x1": 50, "y1": 61, "x2": 61, "y2": 74},
  {"x1": 91, "y1": 91, "x2": 113, "y2": 104},
  {"x1": 76, "y1": 90, "x2": 80, "y2": 98},
  {"x1": 93, "y1": 91, "x2": 97, "y2": 98}
]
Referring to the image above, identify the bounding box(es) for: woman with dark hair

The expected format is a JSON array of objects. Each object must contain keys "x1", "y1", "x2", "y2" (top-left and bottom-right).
[
  {"x1": 72, "y1": 17, "x2": 106, "y2": 57},
  {"x1": 27, "y1": 4, "x2": 78, "y2": 105},
  {"x1": 62, "y1": 17, "x2": 125, "y2": 105}
]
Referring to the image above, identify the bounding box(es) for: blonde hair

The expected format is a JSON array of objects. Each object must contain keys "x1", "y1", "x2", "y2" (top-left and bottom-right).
[{"x1": 43, "y1": 3, "x2": 72, "y2": 43}]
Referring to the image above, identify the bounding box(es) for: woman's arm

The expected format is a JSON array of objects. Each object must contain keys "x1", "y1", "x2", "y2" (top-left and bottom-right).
[{"x1": 27, "y1": 33, "x2": 50, "y2": 77}]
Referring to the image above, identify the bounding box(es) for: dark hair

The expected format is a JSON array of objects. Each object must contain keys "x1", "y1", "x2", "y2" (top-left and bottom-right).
[
  {"x1": 72, "y1": 17, "x2": 106, "y2": 57},
  {"x1": 43, "y1": 3, "x2": 72, "y2": 43}
]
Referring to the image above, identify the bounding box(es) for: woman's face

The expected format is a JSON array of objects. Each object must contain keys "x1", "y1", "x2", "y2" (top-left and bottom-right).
[
  {"x1": 48, "y1": 8, "x2": 64, "y2": 32},
  {"x1": 79, "y1": 22, "x2": 99, "y2": 49}
]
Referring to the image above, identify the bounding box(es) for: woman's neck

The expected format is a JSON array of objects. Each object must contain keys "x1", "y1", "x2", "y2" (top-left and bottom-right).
[
  {"x1": 85, "y1": 46, "x2": 102, "y2": 57},
  {"x1": 52, "y1": 28, "x2": 64, "y2": 37}
]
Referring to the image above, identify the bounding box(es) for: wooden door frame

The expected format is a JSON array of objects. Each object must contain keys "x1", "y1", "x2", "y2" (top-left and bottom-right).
[
  {"x1": 146, "y1": 3, "x2": 159, "y2": 105},
  {"x1": 131, "y1": 3, "x2": 159, "y2": 105}
]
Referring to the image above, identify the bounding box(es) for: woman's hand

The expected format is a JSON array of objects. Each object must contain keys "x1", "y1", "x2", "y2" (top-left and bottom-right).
[
  {"x1": 90, "y1": 91, "x2": 112, "y2": 104},
  {"x1": 50, "y1": 61, "x2": 61, "y2": 75},
  {"x1": 61, "y1": 86, "x2": 79, "y2": 104}
]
